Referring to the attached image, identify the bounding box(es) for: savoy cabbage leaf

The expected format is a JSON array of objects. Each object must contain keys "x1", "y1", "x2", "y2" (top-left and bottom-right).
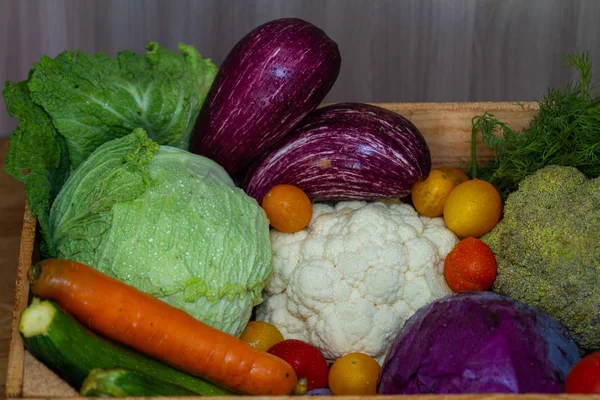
[
  {"x1": 48, "y1": 130, "x2": 271, "y2": 337},
  {"x1": 28, "y1": 42, "x2": 217, "y2": 169},
  {"x1": 3, "y1": 80, "x2": 70, "y2": 246}
]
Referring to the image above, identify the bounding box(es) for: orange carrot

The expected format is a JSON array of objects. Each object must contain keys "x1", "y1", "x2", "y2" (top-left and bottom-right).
[{"x1": 28, "y1": 258, "x2": 297, "y2": 396}]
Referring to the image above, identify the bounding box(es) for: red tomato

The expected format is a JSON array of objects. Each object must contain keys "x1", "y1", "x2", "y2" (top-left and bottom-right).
[
  {"x1": 267, "y1": 339, "x2": 329, "y2": 394},
  {"x1": 564, "y1": 353, "x2": 600, "y2": 394},
  {"x1": 444, "y1": 237, "x2": 497, "y2": 292}
]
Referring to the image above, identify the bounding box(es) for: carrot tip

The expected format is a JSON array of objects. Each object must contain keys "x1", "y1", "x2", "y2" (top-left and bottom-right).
[{"x1": 28, "y1": 263, "x2": 41, "y2": 284}]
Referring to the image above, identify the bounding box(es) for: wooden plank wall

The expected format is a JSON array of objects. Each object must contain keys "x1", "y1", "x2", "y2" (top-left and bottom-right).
[{"x1": 1, "y1": 0, "x2": 599, "y2": 137}]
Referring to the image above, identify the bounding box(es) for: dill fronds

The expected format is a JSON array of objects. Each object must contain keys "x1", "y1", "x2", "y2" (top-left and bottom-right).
[{"x1": 470, "y1": 51, "x2": 600, "y2": 200}]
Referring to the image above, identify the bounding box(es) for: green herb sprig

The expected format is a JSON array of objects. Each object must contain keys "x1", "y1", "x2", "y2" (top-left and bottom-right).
[{"x1": 470, "y1": 51, "x2": 600, "y2": 200}]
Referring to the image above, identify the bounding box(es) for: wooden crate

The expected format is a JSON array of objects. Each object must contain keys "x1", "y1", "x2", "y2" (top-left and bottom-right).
[{"x1": 7, "y1": 102, "x2": 597, "y2": 400}]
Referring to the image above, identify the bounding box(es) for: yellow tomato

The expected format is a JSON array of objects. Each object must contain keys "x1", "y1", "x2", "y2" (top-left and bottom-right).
[
  {"x1": 239, "y1": 321, "x2": 284, "y2": 352},
  {"x1": 411, "y1": 169, "x2": 458, "y2": 217},
  {"x1": 328, "y1": 352, "x2": 381, "y2": 396},
  {"x1": 443, "y1": 179, "x2": 503, "y2": 237},
  {"x1": 437, "y1": 166, "x2": 470, "y2": 186}
]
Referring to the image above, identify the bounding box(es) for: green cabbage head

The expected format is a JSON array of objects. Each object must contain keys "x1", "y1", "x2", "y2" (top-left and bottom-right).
[{"x1": 47, "y1": 129, "x2": 272, "y2": 336}]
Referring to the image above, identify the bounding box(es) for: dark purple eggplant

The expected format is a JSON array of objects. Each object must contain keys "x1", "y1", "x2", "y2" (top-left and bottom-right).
[
  {"x1": 190, "y1": 18, "x2": 341, "y2": 178},
  {"x1": 242, "y1": 103, "x2": 431, "y2": 202}
]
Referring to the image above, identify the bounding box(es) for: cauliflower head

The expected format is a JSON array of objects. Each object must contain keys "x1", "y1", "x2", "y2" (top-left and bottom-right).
[
  {"x1": 482, "y1": 165, "x2": 600, "y2": 354},
  {"x1": 256, "y1": 200, "x2": 458, "y2": 361}
]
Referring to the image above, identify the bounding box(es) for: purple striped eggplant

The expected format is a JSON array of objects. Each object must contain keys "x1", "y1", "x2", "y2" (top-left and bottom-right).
[
  {"x1": 190, "y1": 18, "x2": 341, "y2": 178},
  {"x1": 242, "y1": 103, "x2": 431, "y2": 202}
]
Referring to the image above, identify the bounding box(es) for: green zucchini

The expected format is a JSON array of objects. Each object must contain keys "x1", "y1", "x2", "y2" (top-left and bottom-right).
[
  {"x1": 81, "y1": 368, "x2": 197, "y2": 397},
  {"x1": 19, "y1": 298, "x2": 234, "y2": 396}
]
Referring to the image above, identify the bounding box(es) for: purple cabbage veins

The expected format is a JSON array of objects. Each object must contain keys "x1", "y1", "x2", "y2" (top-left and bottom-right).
[{"x1": 377, "y1": 291, "x2": 581, "y2": 395}]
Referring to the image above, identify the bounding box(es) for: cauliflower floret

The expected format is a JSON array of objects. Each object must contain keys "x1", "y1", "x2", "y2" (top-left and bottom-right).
[{"x1": 256, "y1": 200, "x2": 459, "y2": 362}]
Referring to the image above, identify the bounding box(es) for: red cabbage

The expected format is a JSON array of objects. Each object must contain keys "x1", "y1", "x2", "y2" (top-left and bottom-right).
[{"x1": 377, "y1": 291, "x2": 581, "y2": 394}]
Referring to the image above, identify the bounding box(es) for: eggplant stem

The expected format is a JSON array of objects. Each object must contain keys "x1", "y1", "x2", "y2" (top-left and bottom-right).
[
  {"x1": 470, "y1": 123, "x2": 478, "y2": 179},
  {"x1": 295, "y1": 378, "x2": 308, "y2": 395}
]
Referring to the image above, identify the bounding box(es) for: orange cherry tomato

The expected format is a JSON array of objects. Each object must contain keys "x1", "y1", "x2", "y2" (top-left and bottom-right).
[
  {"x1": 443, "y1": 179, "x2": 503, "y2": 237},
  {"x1": 261, "y1": 184, "x2": 312, "y2": 233},
  {"x1": 444, "y1": 237, "x2": 498, "y2": 293},
  {"x1": 239, "y1": 321, "x2": 285, "y2": 352},
  {"x1": 328, "y1": 352, "x2": 381, "y2": 396}
]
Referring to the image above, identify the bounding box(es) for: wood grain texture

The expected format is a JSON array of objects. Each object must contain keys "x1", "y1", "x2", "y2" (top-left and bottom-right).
[
  {"x1": 5, "y1": 102, "x2": 547, "y2": 399},
  {"x1": 1, "y1": 0, "x2": 599, "y2": 138},
  {"x1": 368, "y1": 101, "x2": 539, "y2": 168},
  {"x1": 0, "y1": 139, "x2": 26, "y2": 396},
  {"x1": 4, "y1": 207, "x2": 36, "y2": 398}
]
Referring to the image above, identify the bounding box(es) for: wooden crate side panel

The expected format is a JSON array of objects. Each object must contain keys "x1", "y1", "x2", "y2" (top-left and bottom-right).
[
  {"x1": 369, "y1": 102, "x2": 539, "y2": 169},
  {"x1": 5, "y1": 206, "x2": 36, "y2": 398}
]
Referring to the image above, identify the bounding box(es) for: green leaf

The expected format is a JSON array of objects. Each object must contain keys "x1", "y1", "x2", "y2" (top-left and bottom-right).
[
  {"x1": 48, "y1": 130, "x2": 272, "y2": 337},
  {"x1": 48, "y1": 129, "x2": 159, "y2": 258},
  {"x1": 3, "y1": 80, "x2": 70, "y2": 246},
  {"x1": 28, "y1": 42, "x2": 217, "y2": 169},
  {"x1": 470, "y1": 51, "x2": 600, "y2": 200}
]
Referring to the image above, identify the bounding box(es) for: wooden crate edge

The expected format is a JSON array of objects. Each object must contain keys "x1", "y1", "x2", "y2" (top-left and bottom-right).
[
  {"x1": 4, "y1": 395, "x2": 600, "y2": 400},
  {"x1": 318, "y1": 101, "x2": 540, "y2": 115},
  {"x1": 5, "y1": 204, "x2": 36, "y2": 398},
  {"x1": 366, "y1": 101, "x2": 539, "y2": 112}
]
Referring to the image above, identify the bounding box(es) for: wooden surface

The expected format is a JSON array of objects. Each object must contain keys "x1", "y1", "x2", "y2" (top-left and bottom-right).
[
  {"x1": 0, "y1": 139, "x2": 26, "y2": 397},
  {"x1": 2, "y1": 0, "x2": 600, "y2": 138}
]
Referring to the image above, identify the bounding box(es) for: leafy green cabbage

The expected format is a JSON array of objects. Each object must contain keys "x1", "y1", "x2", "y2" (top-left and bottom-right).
[
  {"x1": 29, "y1": 42, "x2": 217, "y2": 169},
  {"x1": 48, "y1": 130, "x2": 272, "y2": 336},
  {"x1": 3, "y1": 42, "x2": 217, "y2": 245},
  {"x1": 3, "y1": 81, "x2": 69, "y2": 249}
]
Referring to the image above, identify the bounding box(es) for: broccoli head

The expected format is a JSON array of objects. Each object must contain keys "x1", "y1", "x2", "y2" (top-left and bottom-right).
[{"x1": 482, "y1": 164, "x2": 600, "y2": 354}]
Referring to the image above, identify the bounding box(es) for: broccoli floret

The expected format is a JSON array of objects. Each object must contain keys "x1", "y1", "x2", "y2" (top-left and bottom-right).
[{"x1": 482, "y1": 165, "x2": 600, "y2": 354}]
